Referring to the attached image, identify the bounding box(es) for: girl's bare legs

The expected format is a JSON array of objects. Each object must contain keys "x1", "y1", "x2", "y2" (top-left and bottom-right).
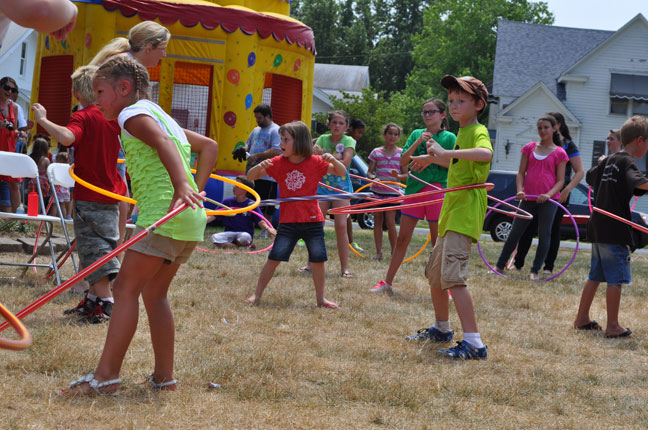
[
  {"x1": 384, "y1": 216, "x2": 418, "y2": 285},
  {"x1": 331, "y1": 199, "x2": 351, "y2": 276},
  {"x1": 246, "y1": 259, "x2": 281, "y2": 303},
  {"x1": 311, "y1": 261, "x2": 337, "y2": 308},
  {"x1": 384, "y1": 210, "x2": 398, "y2": 253},
  {"x1": 66, "y1": 249, "x2": 168, "y2": 394},
  {"x1": 373, "y1": 211, "x2": 385, "y2": 259},
  {"x1": 142, "y1": 261, "x2": 181, "y2": 387}
]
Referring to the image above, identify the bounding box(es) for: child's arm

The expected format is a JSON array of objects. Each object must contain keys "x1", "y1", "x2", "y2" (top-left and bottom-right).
[
  {"x1": 537, "y1": 160, "x2": 567, "y2": 203},
  {"x1": 258, "y1": 220, "x2": 277, "y2": 238},
  {"x1": 515, "y1": 154, "x2": 529, "y2": 201},
  {"x1": 183, "y1": 129, "x2": 218, "y2": 192},
  {"x1": 401, "y1": 132, "x2": 432, "y2": 167},
  {"x1": 367, "y1": 159, "x2": 377, "y2": 180},
  {"x1": 559, "y1": 156, "x2": 584, "y2": 203},
  {"x1": 409, "y1": 153, "x2": 450, "y2": 172},
  {"x1": 427, "y1": 140, "x2": 492, "y2": 162},
  {"x1": 31, "y1": 103, "x2": 76, "y2": 146},
  {"x1": 124, "y1": 115, "x2": 203, "y2": 210},
  {"x1": 248, "y1": 158, "x2": 273, "y2": 181},
  {"x1": 322, "y1": 153, "x2": 346, "y2": 176},
  {"x1": 1, "y1": 0, "x2": 77, "y2": 39},
  {"x1": 312, "y1": 138, "x2": 324, "y2": 155},
  {"x1": 390, "y1": 163, "x2": 409, "y2": 182}
]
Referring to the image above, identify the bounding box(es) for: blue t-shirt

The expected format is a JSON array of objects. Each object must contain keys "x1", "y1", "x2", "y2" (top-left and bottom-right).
[
  {"x1": 217, "y1": 197, "x2": 258, "y2": 238},
  {"x1": 246, "y1": 123, "x2": 280, "y2": 182}
]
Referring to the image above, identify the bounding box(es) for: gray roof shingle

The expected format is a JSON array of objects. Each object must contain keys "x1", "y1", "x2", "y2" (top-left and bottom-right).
[{"x1": 492, "y1": 19, "x2": 613, "y2": 98}]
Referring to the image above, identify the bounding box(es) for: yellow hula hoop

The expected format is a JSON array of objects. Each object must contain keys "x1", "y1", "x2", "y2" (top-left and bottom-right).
[
  {"x1": 0, "y1": 302, "x2": 32, "y2": 351},
  {"x1": 68, "y1": 165, "x2": 260, "y2": 217},
  {"x1": 351, "y1": 180, "x2": 428, "y2": 262},
  {"x1": 355, "y1": 181, "x2": 406, "y2": 194}
]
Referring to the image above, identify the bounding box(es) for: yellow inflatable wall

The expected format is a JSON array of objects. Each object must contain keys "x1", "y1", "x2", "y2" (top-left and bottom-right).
[{"x1": 30, "y1": 0, "x2": 315, "y2": 174}]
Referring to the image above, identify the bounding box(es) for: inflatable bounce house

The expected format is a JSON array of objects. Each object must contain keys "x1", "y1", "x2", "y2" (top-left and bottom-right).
[{"x1": 30, "y1": 0, "x2": 316, "y2": 200}]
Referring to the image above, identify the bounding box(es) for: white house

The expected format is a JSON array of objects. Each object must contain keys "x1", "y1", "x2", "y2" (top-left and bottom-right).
[
  {"x1": 489, "y1": 14, "x2": 648, "y2": 211},
  {"x1": 0, "y1": 22, "x2": 38, "y2": 116}
]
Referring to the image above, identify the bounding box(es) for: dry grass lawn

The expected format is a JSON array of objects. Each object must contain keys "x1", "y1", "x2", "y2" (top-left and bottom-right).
[{"x1": 1, "y1": 225, "x2": 648, "y2": 429}]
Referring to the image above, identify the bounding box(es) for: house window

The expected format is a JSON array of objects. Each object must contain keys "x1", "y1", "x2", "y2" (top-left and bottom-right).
[
  {"x1": 609, "y1": 73, "x2": 648, "y2": 115},
  {"x1": 556, "y1": 82, "x2": 566, "y2": 101},
  {"x1": 19, "y1": 42, "x2": 27, "y2": 76}
]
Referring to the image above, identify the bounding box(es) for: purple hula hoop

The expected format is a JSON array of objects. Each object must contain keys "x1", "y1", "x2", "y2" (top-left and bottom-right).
[{"x1": 478, "y1": 195, "x2": 579, "y2": 282}]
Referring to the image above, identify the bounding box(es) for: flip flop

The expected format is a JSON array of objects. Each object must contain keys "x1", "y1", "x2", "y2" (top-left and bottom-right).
[
  {"x1": 605, "y1": 328, "x2": 633, "y2": 338},
  {"x1": 297, "y1": 266, "x2": 311, "y2": 273},
  {"x1": 341, "y1": 271, "x2": 353, "y2": 279},
  {"x1": 318, "y1": 301, "x2": 339, "y2": 309},
  {"x1": 575, "y1": 321, "x2": 602, "y2": 331}
]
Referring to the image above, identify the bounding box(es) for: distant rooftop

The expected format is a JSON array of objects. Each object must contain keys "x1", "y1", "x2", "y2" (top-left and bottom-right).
[
  {"x1": 492, "y1": 19, "x2": 613, "y2": 98},
  {"x1": 313, "y1": 63, "x2": 370, "y2": 92}
]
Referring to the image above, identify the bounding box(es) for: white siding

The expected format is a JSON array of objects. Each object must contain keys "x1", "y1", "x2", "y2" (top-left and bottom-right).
[{"x1": 563, "y1": 19, "x2": 648, "y2": 212}]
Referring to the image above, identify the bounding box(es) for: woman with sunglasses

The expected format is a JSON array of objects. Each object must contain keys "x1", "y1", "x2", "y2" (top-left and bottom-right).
[
  {"x1": 0, "y1": 76, "x2": 21, "y2": 212},
  {"x1": 370, "y1": 98, "x2": 456, "y2": 295}
]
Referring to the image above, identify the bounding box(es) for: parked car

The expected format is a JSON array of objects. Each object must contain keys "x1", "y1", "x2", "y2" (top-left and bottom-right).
[
  {"x1": 348, "y1": 154, "x2": 401, "y2": 229},
  {"x1": 483, "y1": 170, "x2": 648, "y2": 244}
]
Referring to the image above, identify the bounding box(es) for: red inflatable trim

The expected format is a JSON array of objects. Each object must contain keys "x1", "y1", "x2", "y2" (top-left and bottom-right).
[{"x1": 102, "y1": 0, "x2": 316, "y2": 53}]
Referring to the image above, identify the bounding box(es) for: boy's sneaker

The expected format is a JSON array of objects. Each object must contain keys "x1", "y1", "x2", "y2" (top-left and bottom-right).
[
  {"x1": 369, "y1": 280, "x2": 393, "y2": 294},
  {"x1": 351, "y1": 241, "x2": 364, "y2": 252},
  {"x1": 438, "y1": 340, "x2": 487, "y2": 360},
  {"x1": 64, "y1": 294, "x2": 95, "y2": 316},
  {"x1": 83, "y1": 298, "x2": 113, "y2": 324},
  {"x1": 406, "y1": 326, "x2": 454, "y2": 342}
]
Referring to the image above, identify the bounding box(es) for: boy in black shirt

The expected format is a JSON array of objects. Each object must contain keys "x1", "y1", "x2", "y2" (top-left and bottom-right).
[{"x1": 574, "y1": 115, "x2": 648, "y2": 338}]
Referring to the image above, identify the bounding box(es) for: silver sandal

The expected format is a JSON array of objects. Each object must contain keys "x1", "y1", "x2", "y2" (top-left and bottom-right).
[
  {"x1": 61, "y1": 372, "x2": 121, "y2": 396},
  {"x1": 146, "y1": 374, "x2": 177, "y2": 390}
]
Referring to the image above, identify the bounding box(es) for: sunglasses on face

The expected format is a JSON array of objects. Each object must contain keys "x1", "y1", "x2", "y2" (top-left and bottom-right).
[
  {"x1": 421, "y1": 109, "x2": 441, "y2": 116},
  {"x1": 3, "y1": 84, "x2": 17, "y2": 93}
]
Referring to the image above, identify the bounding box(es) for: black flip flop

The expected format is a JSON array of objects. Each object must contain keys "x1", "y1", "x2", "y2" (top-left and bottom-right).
[
  {"x1": 605, "y1": 329, "x2": 633, "y2": 338},
  {"x1": 576, "y1": 321, "x2": 602, "y2": 331}
]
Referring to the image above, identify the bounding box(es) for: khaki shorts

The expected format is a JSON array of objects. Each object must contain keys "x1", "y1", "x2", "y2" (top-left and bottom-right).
[
  {"x1": 129, "y1": 227, "x2": 197, "y2": 265},
  {"x1": 425, "y1": 231, "x2": 472, "y2": 290}
]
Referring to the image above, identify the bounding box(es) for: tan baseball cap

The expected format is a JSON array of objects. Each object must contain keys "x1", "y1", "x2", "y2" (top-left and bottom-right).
[{"x1": 441, "y1": 75, "x2": 488, "y2": 111}]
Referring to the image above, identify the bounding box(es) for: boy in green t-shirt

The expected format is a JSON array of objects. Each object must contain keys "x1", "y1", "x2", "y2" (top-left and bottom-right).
[{"x1": 406, "y1": 75, "x2": 493, "y2": 360}]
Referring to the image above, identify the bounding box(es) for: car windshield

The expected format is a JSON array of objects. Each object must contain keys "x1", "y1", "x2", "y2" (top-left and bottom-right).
[{"x1": 570, "y1": 185, "x2": 589, "y2": 206}]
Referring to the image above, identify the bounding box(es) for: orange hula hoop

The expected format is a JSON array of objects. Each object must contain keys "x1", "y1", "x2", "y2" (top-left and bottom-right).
[
  {"x1": 0, "y1": 302, "x2": 32, "y2": 351},
  {"x1": 68, "y1": 165, "x2": 260, "y2": 216}
]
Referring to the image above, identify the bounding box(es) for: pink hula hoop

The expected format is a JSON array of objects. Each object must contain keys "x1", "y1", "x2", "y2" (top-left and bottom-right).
[
  {"x1": 328, "y1": 183, "x2": 494, "y2": 215},
  {"x1": 408, "y1": 173, "x2": 532, "y2": 220},
  {"x1": 478, "y1": 195, "x2": 579, "y2": 282}
]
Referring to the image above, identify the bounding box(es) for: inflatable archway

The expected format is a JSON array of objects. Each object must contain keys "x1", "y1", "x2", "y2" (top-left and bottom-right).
[{"x1": 30, "y1": 0, "x2": 316, "y2": 176}]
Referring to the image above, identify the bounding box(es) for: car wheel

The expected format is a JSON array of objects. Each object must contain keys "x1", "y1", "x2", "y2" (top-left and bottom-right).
[
  {"x1": 490, "y1": 217, "x2": 512, "y2": 242},
  {"x1": 357, "y1": 212, "x2": 374, "y2": 230}
]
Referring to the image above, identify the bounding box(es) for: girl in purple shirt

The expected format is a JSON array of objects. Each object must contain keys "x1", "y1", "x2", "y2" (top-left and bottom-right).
[{"x1": 495, "y1": 115, "x2": 568, "y2": 280}]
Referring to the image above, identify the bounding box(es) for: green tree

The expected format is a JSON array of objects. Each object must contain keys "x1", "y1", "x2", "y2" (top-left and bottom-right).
[
  {"x1": 395, "y1": 0, "x2": 553, "y2": 130},
  {"x1": 313, "y1": 88, "x2": 407, "y2": 158}
]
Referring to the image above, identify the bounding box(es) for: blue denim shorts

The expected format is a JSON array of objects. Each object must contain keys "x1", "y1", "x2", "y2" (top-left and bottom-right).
[
  {"x1": 588, "y1": 243, "x2": 631, "y2": 285},
  {"x1": 268, "y1": 222, "x2": 327, "y2": 263}
]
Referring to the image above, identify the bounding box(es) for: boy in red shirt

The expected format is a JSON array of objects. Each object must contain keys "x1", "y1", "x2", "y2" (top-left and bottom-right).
[{"x1": 32, "y1": 65, "x2": 126, "y2": 323}]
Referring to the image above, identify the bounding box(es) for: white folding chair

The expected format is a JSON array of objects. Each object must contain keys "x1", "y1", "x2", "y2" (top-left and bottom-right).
[
  {"x1": 47, "y1": 163, "x2": 78, "y2": 273},
  {"x1": 0, "y1": 152, "x2": 63, "y2": 283}
]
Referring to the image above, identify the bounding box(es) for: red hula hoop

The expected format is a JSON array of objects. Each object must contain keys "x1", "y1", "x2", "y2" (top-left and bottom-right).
[
  {"x1": 328, "y1": 183, "x2": 495, "y2": 215},
  {"x1": 592, "y1": 206, "x2": 648, "y2": 234}
]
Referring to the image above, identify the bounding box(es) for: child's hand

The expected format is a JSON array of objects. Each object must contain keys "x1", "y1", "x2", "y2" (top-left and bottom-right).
[
  {"x1": 536, "y1": 193, "x2": 550, "y2": 203},
  {"x1": 426, "y1": 140, "x2": 445, "y2": 157},
  {"x1": 267, "y1": 226, "x2": 277, "y2": 238},
  {"x1": 516, "y1": 191, "x2": 526, "y2": 201},
  {"x1": 170, "y1": 186, "x2": 204, "y2": 212},
  {"x1": 409, "y1": 155, "x2": 433, "y2": 172},
  {"x1": 31, "y1": 103, "x2": 47, "y2": 121},
  {"x1": 258, "y1": 158, "x2": 274, "y2": 170},
  {"x1": 389, "y1": 169, "x2": 399, "y2": 179},
  {"x1": 419, "y1": 131, "x2": 433, "y2": 145},
  {"x1": 321, "y1": 153, "x2": 335, "y2": 163}
]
